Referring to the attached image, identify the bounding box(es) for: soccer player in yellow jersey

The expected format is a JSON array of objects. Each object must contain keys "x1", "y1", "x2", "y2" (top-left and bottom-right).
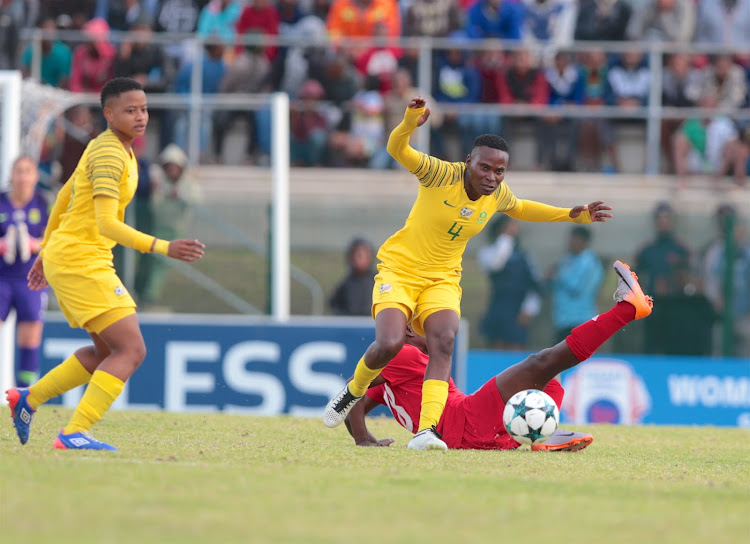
[
  {"x1": 5, "y1": 78, "x2": 205, "y2": 450},
  {"x1": 324, "y1": 96, "x2": 613, "y2": 450}
]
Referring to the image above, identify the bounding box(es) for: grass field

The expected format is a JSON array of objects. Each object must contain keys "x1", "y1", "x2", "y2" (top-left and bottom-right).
[{"x1": 2, "y1": 408, "x2": 749, "y2": 544}]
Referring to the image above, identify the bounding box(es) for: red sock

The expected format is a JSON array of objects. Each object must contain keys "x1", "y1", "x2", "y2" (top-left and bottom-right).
[
  {"x1": 565, "y1": 302, "x2": 636, "y2": 362},
  {"x1": 542, "y1": 379, "x2": 565, "y2": 411}
]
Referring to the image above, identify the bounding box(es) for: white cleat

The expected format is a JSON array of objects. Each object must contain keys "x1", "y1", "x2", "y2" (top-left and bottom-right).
[
  {"x1": 407, "y1": 426, "x2": 448, "y2": 451},
  {"x1": 323, "y1": 385, "x2": 362, "y2": 428}
]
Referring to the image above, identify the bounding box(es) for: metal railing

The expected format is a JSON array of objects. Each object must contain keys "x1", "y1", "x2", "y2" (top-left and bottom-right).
[{"x1": 19, "y1": 29, "x2": 750, "y2": 173}]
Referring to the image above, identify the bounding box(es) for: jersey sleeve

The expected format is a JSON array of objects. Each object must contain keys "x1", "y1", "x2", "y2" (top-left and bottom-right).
[
  {"x1": 40, "y1": 179, "x2": 73, "y2": 250},
  {"x1": 86, "y1": 140, "x2": 127, "y2": 199},
  {"x1": 93, "y1": 196, "x2": 168, "y2": 254},
  {"x1": 386, "y1": 107, "x2": 463, "y2": 188},
  {"x1": 494, "y1": 183, "x2": 518, "y2": 212},
  {"x1": 505, "y1": 198, "x2": 592, "y2": 224}
]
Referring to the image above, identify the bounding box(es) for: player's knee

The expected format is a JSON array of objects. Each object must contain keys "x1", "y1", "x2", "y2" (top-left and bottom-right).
[
  {"x1": 375, "y1": 336, "x2": 404, "y2": 361},
  {"x1": 118, "y1": 339, "x2": 147, "y2": 369},
  {"x1": 132, "y1": 340, "x2": 147, "y2": 366},
  {"x1": 428, "y1": 328, "x2": 456, "y2": 358},
  {"x1": 526, "y1": 348, "x2": 554, "y2": 372}
]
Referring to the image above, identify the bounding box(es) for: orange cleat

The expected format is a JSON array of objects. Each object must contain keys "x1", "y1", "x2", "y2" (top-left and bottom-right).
[
  {"x1": 532, "y1": 429, "x2": 594, "y2": 452},
  {"x1": 613, "y1": 260, "x2": 653, "y2": 320}
]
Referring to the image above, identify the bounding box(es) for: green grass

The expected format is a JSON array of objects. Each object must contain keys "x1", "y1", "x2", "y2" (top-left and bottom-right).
[{"x1": 2, "y1": 408, "x2": 749, "y2": 544}]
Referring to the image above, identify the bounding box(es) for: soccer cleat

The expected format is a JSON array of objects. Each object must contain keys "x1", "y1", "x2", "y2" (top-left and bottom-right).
[
  {"x1": 53, "y1": 429, "x2": 117, "y2": 451},
  {"x1": 16, "y1": 222, "x2": 31, "y2": 263},
  {"x1": 323, "y1": 385, "x2": 363, "y2": 428},
  {"x1": 613, "y1": 260, "x2": 653, "y2": 319},
  {"x1": 6, "y1": 387, "x2": 35, "y2": 445},
  {"x1": 532, "y1": 429, "x2": 593, "y2": 452},
  {"x1": 407, "y1": 426, "x2": 448, "y2": 451},
  {"x1": 2, "y1": 224, "x2": 17, "y2": 265}
]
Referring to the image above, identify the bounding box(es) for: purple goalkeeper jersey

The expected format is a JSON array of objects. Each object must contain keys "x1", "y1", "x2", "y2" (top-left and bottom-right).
[{"x1": 0, "y1": 190, "x2": 50, "y2": 279}]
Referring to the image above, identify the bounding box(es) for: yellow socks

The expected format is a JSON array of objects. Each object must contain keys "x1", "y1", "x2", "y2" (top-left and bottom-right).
[
  {"x1": 63, "y1": 370, "x2": 124, "y2": 435},
  {"x1": 27, "y1": 354, "x2": 92, "y2": 410},
  {"x1": 348, "y1": 356, "x2": 384, "y2": 397},
  {"x1": 418, "y1": 379, "x2": 449, "y2": 432}
]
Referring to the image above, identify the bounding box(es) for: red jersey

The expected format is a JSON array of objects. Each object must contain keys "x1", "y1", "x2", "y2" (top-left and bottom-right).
[
  {"x1": 366, "y1": 344, "x2": 566, "y2": 450},
  {"x1": 366, "y1": 344, "x2": 518, "y2": 449}
]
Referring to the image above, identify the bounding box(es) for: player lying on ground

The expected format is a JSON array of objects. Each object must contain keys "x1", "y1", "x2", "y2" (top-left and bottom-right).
[
  {"x1": 343, "y1": 261, "x2": 653, "y2": 451},
  {"x1": 6, "y1": 78, "x2": 205, "y2": 451},
  {"x1": 325, "y1": 96, "x2": 613, "y2": 451}
]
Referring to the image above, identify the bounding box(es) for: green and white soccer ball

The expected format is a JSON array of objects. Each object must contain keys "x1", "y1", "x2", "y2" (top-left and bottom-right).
[{"x1": 503, "y1": 389, "x2": 559, "y2": 446}]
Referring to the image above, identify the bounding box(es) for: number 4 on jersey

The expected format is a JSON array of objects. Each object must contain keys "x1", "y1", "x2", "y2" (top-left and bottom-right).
[{"x1": 448, "y1": 222, "x2": 462, "y2": 240}]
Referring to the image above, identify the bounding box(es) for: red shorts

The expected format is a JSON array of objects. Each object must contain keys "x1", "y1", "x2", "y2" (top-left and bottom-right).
[{"x1": 448, "y1": 378, "x2": 566, "y2": 450}]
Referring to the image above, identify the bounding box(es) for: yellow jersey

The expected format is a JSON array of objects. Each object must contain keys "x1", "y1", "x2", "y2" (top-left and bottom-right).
[
  {"x1": 379, "y1": 107, "x2": 591, "y2": 277},
  {"x1": 43, "y1": 129, "x2": 139, "y2": 267}
]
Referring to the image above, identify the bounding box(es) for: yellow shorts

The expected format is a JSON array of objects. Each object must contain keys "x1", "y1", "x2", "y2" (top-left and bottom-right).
[
  {"x1": 372, "y1": 264, "x2": 461, "y2": 337},
  {"x1": 44, "y1": 258, "x2": 136, "y2": 333}
]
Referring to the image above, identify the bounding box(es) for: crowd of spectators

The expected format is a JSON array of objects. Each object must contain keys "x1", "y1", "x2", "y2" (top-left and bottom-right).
[
  {"x1": 1, "y1": 0, "x2": 750, "y2": 179},
  {"x1": 475, "y1": 201, "x2": 750, "y2": 357}
]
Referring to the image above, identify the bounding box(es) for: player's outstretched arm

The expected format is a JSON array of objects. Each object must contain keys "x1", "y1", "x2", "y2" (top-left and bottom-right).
[
  {"x1": 344, "y1": 396, "x2": 394, "y2": 447},
  {"x1": 506, "y1": 199, "x2": 613, "y2": 224},
  {"x1": 343, "y1": 376, "x2": 394, "y2": 447},
  {"x1": 163, "y1": 239, "x2": 205, "y2": 262},
  {"x1": 568, "y1": 201, "x2": 613, "y2": 223},
  {"x1": 93, "y1": 195, "x2": 204, "y2": 261},
  {"x1": 385, "y1": 96, "x2": 431, "y2": 172}
]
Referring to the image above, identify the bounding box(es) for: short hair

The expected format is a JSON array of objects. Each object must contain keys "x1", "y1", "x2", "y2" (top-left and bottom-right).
[
  {"x1": 570, "y1": 225, "x2": 592, "y2": 242},
  {"x1": 472, "y1": 134, "x2": 509, "y2": 154},
  {"x1": 653, "y1": 201, "x2": 673, "y2": 217},
  {"x1": 100, "y1": 77, "x2": 144, "y2": 109}
]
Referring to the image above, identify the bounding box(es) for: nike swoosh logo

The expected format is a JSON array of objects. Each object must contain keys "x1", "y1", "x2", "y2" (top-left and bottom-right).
[
  {"x1": 443, "y1": 200, "x2": 455, "y2": 207},
  {"x1": 555, "y1": 431, "x2": 575, "y2": 437}
]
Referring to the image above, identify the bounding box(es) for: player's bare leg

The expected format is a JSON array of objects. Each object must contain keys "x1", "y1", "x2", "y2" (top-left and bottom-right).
[
  {"x1": 90, "y1": 314, "x2": 146, "y2": 381},
  {"x1": 75, "y1": 333, "x2": 112, "y2": 373},
  {"x1": 407, "y1": 309, "x2": 458, "y2": 451},
  {"x1": 54, "y1": 314, "x2": 146, "y2": 450},
  {"x1": 494, "y1": 260, "x2": 653, "y2": 416},
  {"x1": 7, "y1": 325, "x2": 110, "y2": 445},
  {"x1": 324, "y1": 308, "x2": 407, "y2": 428}
]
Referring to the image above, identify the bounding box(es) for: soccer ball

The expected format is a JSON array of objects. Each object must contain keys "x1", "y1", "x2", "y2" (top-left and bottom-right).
[{"x1": 503, "y1": 389, "x2": 559, "y2": 446}]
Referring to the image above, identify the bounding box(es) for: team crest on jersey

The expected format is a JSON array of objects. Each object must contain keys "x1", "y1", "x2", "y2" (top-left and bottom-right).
[
  {"x1": 477, "y1": 211, "x2": 488, "y2": 224},
  {"x1": 460, "y1": 207, "x2": 473, "y2": 217},
  {"x1": 114, "y1": 286, "x2": 125, "y2": 296},
  {"x1": 379, "y1": 283, "x2": 392, "y2": 293},
  {"x1": 0, "y1": 213, "x2": 6, "y2": 223},
  {"x1": 28, "y1": 208, "x2": 41, "y2": 224}
]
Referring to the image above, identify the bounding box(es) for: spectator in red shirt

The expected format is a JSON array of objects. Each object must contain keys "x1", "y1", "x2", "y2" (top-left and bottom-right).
[
  {"x1": 236, "y1": 0, "x2": 280, "y2": 60},
  {"x1": 353, "y1": 22, "x2": 402, "y2": 92},
  {"x1": 496, "y1": 48, "x2": 549, "y2": 170},
  {"x1": 497, "y1": 48, "x2": 549, "y2": 105},
  {"x1": 69, "y1": 18, "x2": 116, "y2": 93}
]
